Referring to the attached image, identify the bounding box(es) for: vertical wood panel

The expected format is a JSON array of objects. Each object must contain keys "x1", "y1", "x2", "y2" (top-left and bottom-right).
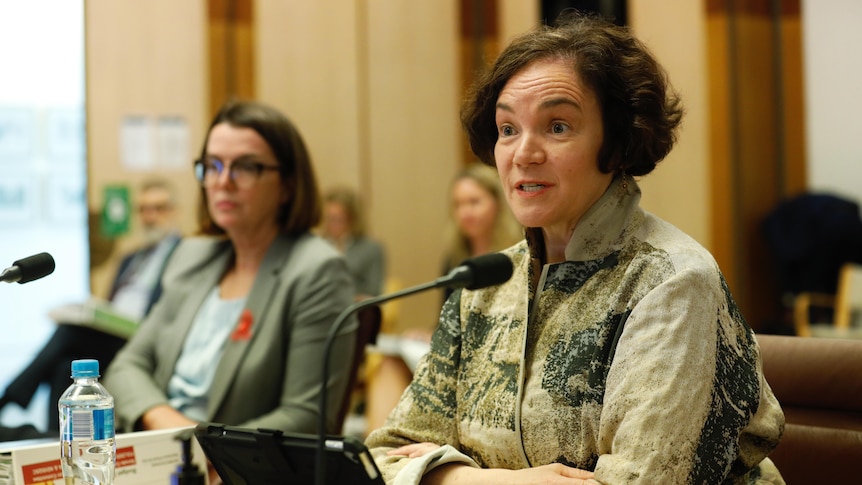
[
  {"x1": 364, "y1": 1, "x2": 462, "y2": 331},
  {"x1": 736, "y1": 7, "x2": 781, "y2": 330},
  {"x1": 208, "y1": 0, "x2": 255, "y2": 115},
  {"x1": 498, "y1": 0, "x2": 540, "y2": 42},
  {"x1": 256, "y1": 0, "x2": 362, "y2": 191},
  {"x1": 706, "y1": 5, "x2": 736, "y2": 290},
  {"x1": 706, "y1": 0, "x2": 804, "y2": 332},
  {"x1": 459, "y1": 0, "x2": 500, "y2": 165},
  {"x1": 255, "y1": 1, "x2": 461, "y2": 331}
]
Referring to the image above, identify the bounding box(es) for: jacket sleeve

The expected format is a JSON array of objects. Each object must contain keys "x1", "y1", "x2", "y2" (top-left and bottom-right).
[
  {"x1": 593, "y1": 266, "x2": 784, "y2": 484},
  {"x1": 234, "y1": 253, "x2": 356, "y2": 433},
  {"x1": 102, "y1": 277, "x2": 185, "y2": 432},
  {"x1": 361, "y1": 240, "x2": 386, "y2": 297},
  {"x1": 365, "y1": 291, "x2": 477, "y2": 483}
]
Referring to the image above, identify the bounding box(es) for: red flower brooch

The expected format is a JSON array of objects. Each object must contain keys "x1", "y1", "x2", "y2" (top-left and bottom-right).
[{"x1": 231, "y1": 309, "x2": 254, "y2": 341}]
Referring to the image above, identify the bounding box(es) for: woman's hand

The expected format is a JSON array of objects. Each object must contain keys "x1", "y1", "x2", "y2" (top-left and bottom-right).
[
  {"x1": 509, "y1": 464, "x2": 595, "y2": 484},
  {"x1": 387, "y1": 442, "x2": 442, "y2": 458},
  {"x1": 402, "y1": 328, "x2": 434, "y2": 343},
  {"x1": 140, "y1": 404, "x2": 197, "y2": 430},
  {"x1": 387, "y1": 445, "x2": 596, "y2": 484},
  {"x1": 207, "y1": 461, "x2": 223, "y2": 485},
  {"x1": 423, "y1": 463, "x2": 595, "y2": 485}
]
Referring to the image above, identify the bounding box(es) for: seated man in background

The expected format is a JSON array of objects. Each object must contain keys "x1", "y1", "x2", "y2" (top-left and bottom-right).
[{"x1": 0, "y1": 178, "x2": 181, "y2": 435}]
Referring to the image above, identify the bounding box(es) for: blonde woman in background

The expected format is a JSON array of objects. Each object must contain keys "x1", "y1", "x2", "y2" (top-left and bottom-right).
[
  {"x1": 440, "y1": 163, "x2": 523, "y2": 303},
  {"x1": 364, "y1": 163, "x2": 522, "y2": 435}
]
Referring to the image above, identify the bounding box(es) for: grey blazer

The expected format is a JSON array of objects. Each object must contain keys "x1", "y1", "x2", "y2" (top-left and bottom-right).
[
  {"x1": 103, "y1": 232, "x2": 357, "y2": 434},
  {"x1": 342, "y1": 236, "x2": 386, "y2": 297}
]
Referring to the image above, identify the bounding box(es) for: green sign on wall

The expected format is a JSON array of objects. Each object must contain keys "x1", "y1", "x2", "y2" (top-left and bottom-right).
[{"x1": 101, "y1": 185, "x2": 130, "y2": 238}]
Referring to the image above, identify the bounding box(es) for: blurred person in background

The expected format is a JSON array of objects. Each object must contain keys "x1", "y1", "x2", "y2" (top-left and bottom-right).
[
  {"x1": 439, "y1": 163, "x2": 523, "y2": 304},
  {"x1": 320, "y1": 186, "x2": 386, "y2": 300},
  {"x1": 0, "y1": 178, "x2": 180, "y2": 437}
]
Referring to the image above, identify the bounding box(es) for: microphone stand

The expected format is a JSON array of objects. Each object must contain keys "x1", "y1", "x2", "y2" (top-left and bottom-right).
[{"x1": 315, "y1": 277, "x2": 449, "y2": 485}]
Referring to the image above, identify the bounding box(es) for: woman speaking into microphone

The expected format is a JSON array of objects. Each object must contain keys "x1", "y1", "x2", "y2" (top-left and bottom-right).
[{"x1": 366, "y1": 13, "x2": 784, "y2": 485}]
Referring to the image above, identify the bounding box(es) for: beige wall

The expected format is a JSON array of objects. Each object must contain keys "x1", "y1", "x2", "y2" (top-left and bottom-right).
[
  {"x1": 86, "y1": 0, "x2": 208, "y2": 297},
  {"x1": 256, "y1": 1, "x2": 537, "y2": 330},
  {"x1": 629, "y1": 0, "x2": 711, "y2": 250},
  {"x1": 499, "y1": 0, "x2": 541, "y2": 43},
  {"x1": 256, "y1": 1, "x2": 364, "y2": 190}
]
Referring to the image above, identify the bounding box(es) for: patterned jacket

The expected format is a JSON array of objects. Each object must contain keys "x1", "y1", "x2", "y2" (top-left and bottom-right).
[{"x1": 366, "y1": 177, "x2": 785, "y2": 484}]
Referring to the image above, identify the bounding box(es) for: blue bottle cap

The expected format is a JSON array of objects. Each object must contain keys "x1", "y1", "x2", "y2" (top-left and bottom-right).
[{"x1": 71, "y1": 359, "x2": 100, "y2": 378}]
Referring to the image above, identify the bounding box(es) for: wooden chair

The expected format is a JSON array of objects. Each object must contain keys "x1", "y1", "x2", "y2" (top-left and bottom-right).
[
  {"x1": 336, "y1": 304, "x2": 382, "y2": 433},
  {"x1": 793, "y1": 262, "x2": 862, "y2": 338}
]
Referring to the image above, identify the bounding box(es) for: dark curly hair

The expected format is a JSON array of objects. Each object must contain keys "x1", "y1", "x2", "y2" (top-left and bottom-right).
[
  {"x1": 461, "y1": 12, "x2": 683, "y2": 176},
  {"x1": 195, "y1": 99, "x2": 322, "y2": 236}
]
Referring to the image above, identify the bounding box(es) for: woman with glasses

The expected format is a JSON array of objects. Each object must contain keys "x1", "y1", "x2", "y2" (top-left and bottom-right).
[{"x1": 104, "y1": 100, "x2": 357, "y2": 436}]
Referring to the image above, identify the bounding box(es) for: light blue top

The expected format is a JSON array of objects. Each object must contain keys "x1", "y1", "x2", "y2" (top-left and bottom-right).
[{"x1": 167, "y1": 287, "x2": 245, "y2": 421}]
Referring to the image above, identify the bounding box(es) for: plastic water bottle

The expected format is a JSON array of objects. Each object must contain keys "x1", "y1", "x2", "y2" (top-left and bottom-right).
[{"x1": 59, "y1": 359, "x2": 116, "y2": 485}]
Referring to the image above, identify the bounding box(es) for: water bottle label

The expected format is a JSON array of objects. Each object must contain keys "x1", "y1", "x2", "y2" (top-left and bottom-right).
[
  {"x1": 62, "y1": 408, "x2": 115, "y2": 440},
  {"x1": 92, "y1": 408, "x2": 115, "y2": 440}
]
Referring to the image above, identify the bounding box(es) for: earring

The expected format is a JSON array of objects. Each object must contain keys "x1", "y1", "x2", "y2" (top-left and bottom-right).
[{"x1": 620, "y1": 171, "x2": 628, "y2": 190}]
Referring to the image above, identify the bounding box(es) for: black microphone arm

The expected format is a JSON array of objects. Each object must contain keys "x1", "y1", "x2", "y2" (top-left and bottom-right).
[
  {"x1": 314, "y1": 252, "x2": 513, "y2": 485},
  {"x1": 0, "y1": 252, "x2": 55, "y2": 284}
]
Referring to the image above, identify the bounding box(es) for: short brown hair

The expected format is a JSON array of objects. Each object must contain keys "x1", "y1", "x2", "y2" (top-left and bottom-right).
[
  {"x1": 461, "y1": 13, "x2": 683, "y2": 176},
  {"x1": 196, "y1": 100, "x2": 322, "y2": 235}
]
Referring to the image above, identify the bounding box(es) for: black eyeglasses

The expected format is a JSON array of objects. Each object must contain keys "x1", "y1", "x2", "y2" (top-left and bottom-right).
[{"x1": 193, "y1": 158, "x2": 281, "y2": 188}]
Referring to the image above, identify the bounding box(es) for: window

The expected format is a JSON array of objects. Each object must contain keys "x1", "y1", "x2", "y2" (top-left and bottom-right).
[{"x1": 0, "y1": 0, "x2": 88, "y2": 430}]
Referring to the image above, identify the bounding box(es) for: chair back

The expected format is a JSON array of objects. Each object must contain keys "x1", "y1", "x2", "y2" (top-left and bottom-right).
[
  {"x1": 835, "y1": 263, "x2": 862, "y2": 330},
  {"x1": 336, "y1": 304, "x2": 382, "y2": 432},
  {"x1": 793, "y1": 262, "x2": 862, "y2": 338},
  {"x1": 757, "y1": 334, "x2": 862, "y2": 483}
]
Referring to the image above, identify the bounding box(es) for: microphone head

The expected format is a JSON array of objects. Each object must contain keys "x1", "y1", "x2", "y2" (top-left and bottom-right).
[
  {"x1": 14, "y1": 252, "x2": 55, "y2": 284},
  {"x1": 460, "y1": 253, "x2": 513, "y2": 290}
]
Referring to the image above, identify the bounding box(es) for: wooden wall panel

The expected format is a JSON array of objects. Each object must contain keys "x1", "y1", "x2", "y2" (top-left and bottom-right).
[
  {"x1": 629, "y1": 0, "x2": 711, "y2": 250},
  {"x1": 208, "y1": 0, "x2": 256, "y2": 115},
  {"x1": 85, "y1": 0, "x2": 208, "y2": 298},
  {"x1": 256, "y1": 1, "x2": 461, "y2": 331},
  {"x1": 705, "y1": 0, "x2": 804, "y2": 332},
  {"x1": 499, "y1": 0, "x2": 540, "y2": 42},
  {"x1": 779, "y1": 9, "x2": 806, "y2": 196},
  {"x1": 363, "y1": 1, "x2": 462, "y2": 330},
  {"x1": 255, "y1": 0, "x2": 363, "y2": 192},
  {"x1": 706, "y1": 8, "x2": 737, "y2": 291}
]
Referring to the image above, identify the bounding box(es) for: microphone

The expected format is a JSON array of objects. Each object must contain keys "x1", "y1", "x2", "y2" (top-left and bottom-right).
[
  {"x1": 314, "y1": 252, "x2": 513, "y2": 485},
  {"x1": 0, "y1": 252, "x2": 55, "y2": 284},
  {"x1": 438, "y1": 252, "x2": 515, "y2": 290}
]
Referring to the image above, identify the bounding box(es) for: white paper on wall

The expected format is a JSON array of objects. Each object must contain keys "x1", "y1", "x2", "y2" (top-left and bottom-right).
[{"x1": 120, "y1": 115, "x2": 155, "y2": 171}]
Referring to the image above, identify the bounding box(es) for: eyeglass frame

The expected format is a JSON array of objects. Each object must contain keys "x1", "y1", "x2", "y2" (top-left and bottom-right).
[{"x1": 193, "y1": 157, "x2": 282, "y2": 187}]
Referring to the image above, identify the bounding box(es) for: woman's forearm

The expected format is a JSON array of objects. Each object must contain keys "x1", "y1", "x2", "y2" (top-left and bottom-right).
[
  {"x1": 423, "y1": 463, "x2": 595, "y2": 485},
  {"x1": 140, "y1": 404, "x2": 196, "y2": 430}
]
